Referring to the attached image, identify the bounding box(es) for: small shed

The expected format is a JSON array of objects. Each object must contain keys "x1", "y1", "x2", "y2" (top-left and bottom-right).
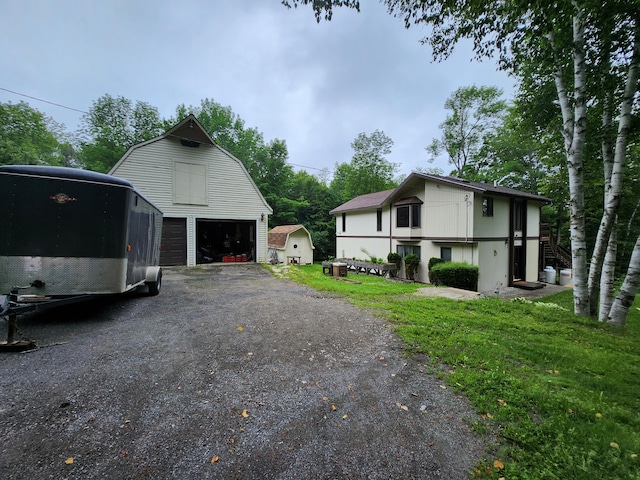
[{"x1": 268, "y1": 225, "x2": 315, "y2": 265}]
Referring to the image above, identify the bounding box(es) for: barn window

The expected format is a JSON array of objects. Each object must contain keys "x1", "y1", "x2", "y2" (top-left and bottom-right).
[{"x1": 174, "y1": 162, "x2": 207, "y2": 205}]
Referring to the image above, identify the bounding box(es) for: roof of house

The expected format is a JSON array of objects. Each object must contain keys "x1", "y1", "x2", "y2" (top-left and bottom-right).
[
  {"x1": 407, "y1": 173, "x2": 552, "y2": 202},
  {"x1": 330, "y1": 173, "x2": 551, "y2": 214},
  {"x1": 268, "y1": 224, "x2": 314, "y2": 249},
  {"x1": 329, "y1": 188, "x2": 396, "y2": 214}
]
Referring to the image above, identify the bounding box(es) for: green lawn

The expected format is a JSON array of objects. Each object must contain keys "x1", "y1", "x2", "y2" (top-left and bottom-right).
[{"x1": 276, "y1": 264, "x2": 640, "y2": 480}]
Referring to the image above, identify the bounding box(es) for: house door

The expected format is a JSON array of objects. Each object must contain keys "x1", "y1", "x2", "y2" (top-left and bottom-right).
[{"x1": 511, "y1": 199, "x2": 527, "y2": 283}]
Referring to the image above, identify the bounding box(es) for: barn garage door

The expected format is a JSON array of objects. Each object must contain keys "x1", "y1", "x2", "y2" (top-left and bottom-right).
[{"x1": 160, "y1": 218, "x2": 187, "y2": 266}]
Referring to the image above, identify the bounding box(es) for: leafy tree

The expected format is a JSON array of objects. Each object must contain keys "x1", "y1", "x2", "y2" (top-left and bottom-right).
[
  {"x1": 427, "y1": 85, "x2": 506, "y2": 177},
  {"x1": 0, "y1": 101, "x2": 67, "y2": 166},
  {"x1": 79, "y1": 94, "x2": 163, "y2": 172},
  {"x1": 290, "y1": 170, "x2": 341, "y2": 259},
  {"x1": 332, "y1": 130, "x2": 399, "y2": 203}
]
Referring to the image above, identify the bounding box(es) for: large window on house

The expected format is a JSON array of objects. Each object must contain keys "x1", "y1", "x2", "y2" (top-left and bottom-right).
[
  {"x1": 440, "y1": 246, "x2": 452, "y2": 262},
  {"x1": 376, "y1": 209, "x2": 382, "y2": 231},
  {"x1": 174, "y1": 162, "x2": 207, "y2": 205},
  {"x1": 397, "y1": 205, "x2": 409, "y2": 227},
  {"x1": 482, "y1": 197, "x2": 494, "y2": 217},
  {"x1": 396, "y1": 197, "x2": 422, "y2": 227},
  {"x1": 397, "y1": 244, "x2": 421, "y2": 259}
]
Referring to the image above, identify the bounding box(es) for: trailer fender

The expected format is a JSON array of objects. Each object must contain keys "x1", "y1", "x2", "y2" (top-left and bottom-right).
[{"x1": 145, "y1": 267, "x2": 162, "y2": 296}]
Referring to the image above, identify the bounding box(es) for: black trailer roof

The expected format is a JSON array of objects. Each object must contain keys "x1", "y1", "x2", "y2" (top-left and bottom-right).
[{"x1": 0, "y1": 165, "x2": 133, "y2": 188}]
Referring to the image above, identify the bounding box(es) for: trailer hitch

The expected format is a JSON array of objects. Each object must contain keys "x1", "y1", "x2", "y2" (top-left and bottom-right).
[{"x1": 0, "y1": 288, "x2": 37, "y2": 352}]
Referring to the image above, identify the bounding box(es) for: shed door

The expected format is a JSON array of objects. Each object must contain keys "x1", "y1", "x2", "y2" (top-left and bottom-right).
[{"x1": 160, "y1": 218, "x2": 187, "y2": 266}]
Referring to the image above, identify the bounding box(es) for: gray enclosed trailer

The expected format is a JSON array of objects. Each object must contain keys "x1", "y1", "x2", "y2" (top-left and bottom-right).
[{"x1": 0, "y1": 165, "x2": 163, "y2": 350}]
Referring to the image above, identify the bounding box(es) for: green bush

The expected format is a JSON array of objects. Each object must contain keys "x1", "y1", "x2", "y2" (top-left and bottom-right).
[
  {"x1": 430, "y1": 261, "x2": 478, "y2": 291},
  {"x1": 404, "y1": 254, "x2": 420, "y2": 281},
  {"x1": 387, "y1": 252, "x2": 401, "y2": 277},
  {"x1": 428, "y1": 257, "x2": 445, "y2": 285}
]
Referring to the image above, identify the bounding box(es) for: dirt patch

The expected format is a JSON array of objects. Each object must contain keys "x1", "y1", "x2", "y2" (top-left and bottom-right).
[{"x1": 1, "y1": 264, "x2": 485, "y2": 479}]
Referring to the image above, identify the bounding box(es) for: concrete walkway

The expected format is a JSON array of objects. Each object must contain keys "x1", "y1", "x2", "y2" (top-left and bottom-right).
[{"x1": 416, "y1": 283, "x2": 573, "y2": 301}]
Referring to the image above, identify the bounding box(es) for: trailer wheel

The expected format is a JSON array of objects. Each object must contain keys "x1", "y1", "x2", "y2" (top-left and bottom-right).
[{"x1": 147, "y1": 269, "x2": 162, "y2": 296}]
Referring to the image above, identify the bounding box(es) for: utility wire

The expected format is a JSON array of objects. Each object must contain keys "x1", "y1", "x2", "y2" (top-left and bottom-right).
[{"x1": 0, "y1": 86, "x2": 87, "y2": 114}]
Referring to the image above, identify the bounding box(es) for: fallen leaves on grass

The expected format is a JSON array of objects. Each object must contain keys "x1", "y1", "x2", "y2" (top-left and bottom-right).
[
  {"x1": 211, "y1": 455, "x2": 219, "y2": 464},
  {"x1": 65, "y1": 458, "x2": 74, "y2": 465}
]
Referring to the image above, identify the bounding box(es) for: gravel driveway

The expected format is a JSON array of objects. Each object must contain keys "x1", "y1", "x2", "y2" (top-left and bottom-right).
[{"x1": 1, "y1": 264, "x2": 485, "y2": 479}]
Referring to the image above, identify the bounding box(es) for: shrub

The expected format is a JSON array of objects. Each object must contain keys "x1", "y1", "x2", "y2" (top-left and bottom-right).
[
  {"x1": 404, "y1": 254, "x2": 420, "y2": 281},
  {"x1": 387, "y1": 252, "x2": 401, "y2": 277},
  {"x1": 430, "y1": 261, "x2": 478, "y2": 291},
  {"x1": 428, "y1": 257, "x2": 445, "y2": 285}
]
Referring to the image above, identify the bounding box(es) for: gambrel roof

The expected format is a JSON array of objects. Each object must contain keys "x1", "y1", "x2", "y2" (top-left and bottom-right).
[{"x1": 268, "y1": 224, "x2": 314, "y2": 249}]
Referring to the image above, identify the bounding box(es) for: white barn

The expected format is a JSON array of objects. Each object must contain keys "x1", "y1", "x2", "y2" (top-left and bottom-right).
[
  {"x1": 330, "y1": 173, "x2": 551, "y2": 292},
  {"x1": 268, "y1": 225, "x2": 315, "y2": 265},
  {"x1": 109, "y1": 115, "x2": 272, "y2": 266}
]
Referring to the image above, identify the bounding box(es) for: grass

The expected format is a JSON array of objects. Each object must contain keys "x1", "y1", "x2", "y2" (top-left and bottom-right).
[{"x1": 277, "y1": 264, "x2": 640, "y2": 480}]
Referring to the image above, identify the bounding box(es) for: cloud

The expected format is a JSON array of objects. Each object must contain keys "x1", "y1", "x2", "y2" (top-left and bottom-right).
[{"x1": 0, "y1": 0, "x2": 515, "y2": 177}]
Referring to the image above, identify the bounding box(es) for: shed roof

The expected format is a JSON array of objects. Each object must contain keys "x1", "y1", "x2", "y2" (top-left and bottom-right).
[{"x1": 268, "y1": 224, "x2": 314, "y2": 249}]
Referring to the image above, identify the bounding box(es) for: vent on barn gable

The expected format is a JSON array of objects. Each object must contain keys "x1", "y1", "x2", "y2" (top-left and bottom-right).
[{"x1": 180, "y1": 139, "x2": 200, "y2": 148}]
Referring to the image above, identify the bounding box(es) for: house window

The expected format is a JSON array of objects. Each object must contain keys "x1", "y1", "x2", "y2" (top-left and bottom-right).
[
  {"x1": 397, "y1": 206, "x2": 409, "y2": 227},
  {"x1": 376, "y1": 209, "x2": 382, "y2": 232},
  {"x1": 342, "y1": 213, "x2": 346, "y2": 232},
  {"x1": 440, "y1": 247, "x2": 452, "y2": 262},
  {"x1": 411, "y1": 204, "x2": 421, "y2": 227},
  {"x1": 396, "y1": 203, "x2": 421, "y2": 227},
  {"x1": 174, "y1": 162, "x2": 207, "y2": 205},
  {"x1": 482, "y1": 197, "x2": 494, "y2": 217},
  {"x1": 397, "y1": 244, "x2": 421, "y2": 259}
]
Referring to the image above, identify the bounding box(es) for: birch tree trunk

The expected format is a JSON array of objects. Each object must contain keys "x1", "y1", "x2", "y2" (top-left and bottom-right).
[
  {"x1": 607, "y1": 234, "x2": 640, "y2": 327},
  {"x1": 588, "y1": 20, "x2": 640, "y2": 318},
  {"x1": 599, "y1": 223, "x2": 617, "y2": 322},
  {"x1": 590, "y1": 90, "x2": 615, "y2": 317},
  {"x1": 551, "y1": 5, "x2": 590, "y2": 315}
]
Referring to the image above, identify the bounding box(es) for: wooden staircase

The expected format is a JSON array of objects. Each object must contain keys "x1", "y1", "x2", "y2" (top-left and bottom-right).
[{"x1": 539, "y1": 224, "x2": 572, "y2": 269}]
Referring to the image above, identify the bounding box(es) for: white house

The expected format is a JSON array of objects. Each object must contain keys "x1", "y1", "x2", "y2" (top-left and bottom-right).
[
  {"x1": 330, "y1": 173, "x2": 550, "y2": 292},
  {"x1": 109, "y1": 115, "x2": 273, "y2": 266},
  {"x1": 268, "y1": 225, "x2": 315, "y2": 264}
]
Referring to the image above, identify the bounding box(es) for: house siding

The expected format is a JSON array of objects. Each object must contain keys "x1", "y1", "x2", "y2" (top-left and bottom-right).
[
  {"x1": 334, "y1": 208, "x2": 392, "y2": 260},
  {"x1": 111, "y1": 136, "x2": 270, "y2": 265}
]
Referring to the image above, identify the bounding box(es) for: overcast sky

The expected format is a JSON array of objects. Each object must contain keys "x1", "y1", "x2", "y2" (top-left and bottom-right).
[{"x1": 0, "y1": 0, "x2": 517, "y2": 178}]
